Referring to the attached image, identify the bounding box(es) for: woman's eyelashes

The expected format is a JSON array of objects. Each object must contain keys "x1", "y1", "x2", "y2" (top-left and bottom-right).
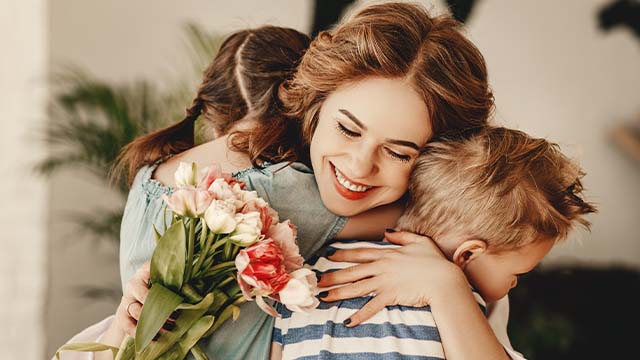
[
  {"x1": 335, "y1": 121, "x2": 412, "y2": 163},
  {"x1": 336, "y1": 121, "x2": 360, "y2": 138},
  {"x1": 386, "y1": 148, "x2": 411, "y2": 162}
]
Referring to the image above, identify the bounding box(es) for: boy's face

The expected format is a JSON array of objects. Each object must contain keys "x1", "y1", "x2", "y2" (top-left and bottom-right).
[{"x1": 463, "y1": 240, "x2": 554, "y2": 302}]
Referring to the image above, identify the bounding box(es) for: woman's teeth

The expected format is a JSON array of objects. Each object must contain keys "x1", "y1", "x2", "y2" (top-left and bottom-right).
[{"x1": 334, "y1": 167, "x2": 372, "y2": 192}]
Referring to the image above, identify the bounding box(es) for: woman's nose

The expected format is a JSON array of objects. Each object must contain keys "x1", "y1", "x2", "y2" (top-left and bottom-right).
[{"x1": 348, "y1": 145, "x2": 377, "y2": 179}]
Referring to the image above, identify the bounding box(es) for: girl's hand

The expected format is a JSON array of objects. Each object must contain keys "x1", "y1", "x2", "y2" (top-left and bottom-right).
[
  {"x1": 114, "y1": 262, "x2": 151, "y2": 336},
  {"x1": 317, "y1": 230, "x2": 468, "y2": 326}
]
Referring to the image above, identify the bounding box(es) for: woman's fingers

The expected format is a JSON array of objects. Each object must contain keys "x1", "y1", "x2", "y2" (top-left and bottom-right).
[
  {"x1": 320, "y1": 278, "x2": 377, "y2": 302},
  {"x1": 318, "y1": 263, "x2": 378, "y2": 287},
  {"x1": 116, "y1": 298, "x2": 138, "y2": 337},
  {"x1": 344, "y1": 293, "x2": 391, "y2": 327},
  {"x1": 329, "y1": 247, "x2": 389, "y2": 263},
  {"x1": 126, "y1": 301, "x2": 143, "y2": 321},
  {"x1": 384, "y1": 230, "x2": 432, "y2": 246},
  {"x1": 128, "y1": 268, "x2": 151, "y2": 303}
]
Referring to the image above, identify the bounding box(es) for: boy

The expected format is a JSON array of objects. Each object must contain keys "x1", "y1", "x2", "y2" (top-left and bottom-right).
[{"x1": 271, "y1": 126, "x2": 596, "y2": 359}]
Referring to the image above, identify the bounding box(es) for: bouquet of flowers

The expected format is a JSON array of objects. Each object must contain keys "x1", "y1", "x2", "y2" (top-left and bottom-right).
[{"x1": 56, "y1": 162, "x2": 319, "y2": 359}]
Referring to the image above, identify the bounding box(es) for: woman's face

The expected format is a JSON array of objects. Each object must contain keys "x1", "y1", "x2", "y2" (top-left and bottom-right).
[{"x1": 310, "y1": 77, "x2": 432, "y2": 217}]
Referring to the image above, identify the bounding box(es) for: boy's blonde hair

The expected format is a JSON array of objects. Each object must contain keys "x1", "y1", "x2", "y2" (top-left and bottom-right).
[{"x1": 397, "y1": 127, "x2": 596, "y2": 251}]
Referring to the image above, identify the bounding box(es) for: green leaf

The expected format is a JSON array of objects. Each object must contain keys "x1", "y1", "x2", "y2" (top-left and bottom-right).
[
  {"x1": 135, "y1": 284, "x2": 184, "y2": 353},
  {"x1": 203, "y1": 304, "x2": 241, "y2": 338},
  {"x1": 157, "y1": 315, "x2": 214, "y2": 360},
  {"x1": 152, "y1": 224, "x2": 162, "y2": 244},
  {"x1": 114, "y1": 336, "x2": 136, "y2": 360},
  {"x1": 190, "y1": 344, "x2": 209, "y2": 360},
  {"x1": 137, "y1": 292, "x2": 215, "y2": 360},
  {"x1": 55, "y1": 342, "x2": 119, "y2": 360},
  {"x1": 151, "y1": 220, "x2": 187, "y2": 291}
]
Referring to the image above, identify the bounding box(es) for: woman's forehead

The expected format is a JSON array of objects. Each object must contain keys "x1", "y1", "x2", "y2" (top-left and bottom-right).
[{"x1": 323, "y1": 77, "x2": 432, "y2": 143}]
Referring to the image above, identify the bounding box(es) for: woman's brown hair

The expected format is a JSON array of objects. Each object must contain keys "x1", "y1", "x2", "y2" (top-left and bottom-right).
[
  {"x1": 112, "y1": 25, "x2": 310, "y2": 184},
  {"x1": 273, "y1": 2, "x2": 494, "y2": 159}
]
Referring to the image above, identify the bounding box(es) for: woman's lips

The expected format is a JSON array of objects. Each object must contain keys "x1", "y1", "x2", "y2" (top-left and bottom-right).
[{"x1": 330, "y1": 162, "x2": 375, "y2": 201}]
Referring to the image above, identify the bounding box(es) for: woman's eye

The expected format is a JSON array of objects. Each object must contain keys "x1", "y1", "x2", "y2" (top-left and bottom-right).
[
  {"x1": 386, "y1": 148, "x2": 411, "y2": 163},
  {"x1": 336, "y1": 122, "x2": 360, "y2": 138}
]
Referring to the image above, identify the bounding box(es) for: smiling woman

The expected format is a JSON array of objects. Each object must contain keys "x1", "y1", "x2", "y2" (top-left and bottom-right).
[
  {"x1": 310, "y1": 77, "x2": 432, "y2": 216},
  {"x1": 57, "y1": 3, "x2": 521, "y2": 360}
]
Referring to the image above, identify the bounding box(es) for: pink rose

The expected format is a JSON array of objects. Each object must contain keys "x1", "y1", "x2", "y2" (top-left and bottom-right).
[
  {"x1": 236, "y1": 239, "x2": 290, "y2": 299},
  {"x1": 278, "y1": 268, "x2": 320, "y2": 313},
  {"x1": 266, "y1": 220, "x2": 303, "y2": 272},
  {"x1": 163, "y1": 188, "x2": 213, "y2": 217}
]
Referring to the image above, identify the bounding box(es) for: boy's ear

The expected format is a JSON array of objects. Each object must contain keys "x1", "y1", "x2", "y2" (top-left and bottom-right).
[{"x1": 452, "y1": 239, "x2": 488, "y2": 269}]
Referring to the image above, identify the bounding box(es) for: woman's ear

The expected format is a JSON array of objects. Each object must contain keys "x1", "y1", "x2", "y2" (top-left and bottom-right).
[{"x1": 452, "y1": 240, "x2": 487, "y2": 269}]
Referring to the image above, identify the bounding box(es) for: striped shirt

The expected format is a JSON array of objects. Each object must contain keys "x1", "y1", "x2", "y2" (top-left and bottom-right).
[{"x1": 273, "y1": 240, "x2": 487, "y2": 360}]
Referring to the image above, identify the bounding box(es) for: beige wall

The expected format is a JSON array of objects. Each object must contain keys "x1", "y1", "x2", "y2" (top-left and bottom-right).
[
  {"x1": 1, "y1": 0, "x2": 48, "y2": 358},
  {"x1": 465, "y1": 0, "x2": 640, "y2": 265},
  {"x1": 44, "y1": 0, "x2": 639, "y2": 356}
]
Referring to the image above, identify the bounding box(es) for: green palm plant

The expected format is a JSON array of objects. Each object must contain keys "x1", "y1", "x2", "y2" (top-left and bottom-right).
[{"x1": 36, "y1": 24, "x2": 223, "y2": 244}]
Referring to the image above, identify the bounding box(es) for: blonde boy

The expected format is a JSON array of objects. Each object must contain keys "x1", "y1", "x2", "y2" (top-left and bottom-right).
[{"x1": 272, "y1": 126, "x2": 596, "y2": 359}]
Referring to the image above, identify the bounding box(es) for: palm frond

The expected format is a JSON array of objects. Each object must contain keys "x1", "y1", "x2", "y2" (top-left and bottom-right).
[{"x1": 37, "y1": 24, "x2": 221, "y2": 249}]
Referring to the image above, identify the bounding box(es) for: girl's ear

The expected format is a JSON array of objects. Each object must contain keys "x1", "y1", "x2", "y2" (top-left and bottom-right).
[{"x1": 452, "y1": 239, "x2": 488, "y2": 269}]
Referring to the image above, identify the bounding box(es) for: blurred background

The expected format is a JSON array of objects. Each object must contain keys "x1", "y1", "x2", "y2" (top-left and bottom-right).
[{"x1": 2, "y1": 0, "x2": 638, "y2": 359}]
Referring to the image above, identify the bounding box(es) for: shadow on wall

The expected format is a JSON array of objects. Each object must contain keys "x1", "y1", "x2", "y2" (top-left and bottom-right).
[{"x1": 509, "y1": 265, "x2": 640, "y2": 359}]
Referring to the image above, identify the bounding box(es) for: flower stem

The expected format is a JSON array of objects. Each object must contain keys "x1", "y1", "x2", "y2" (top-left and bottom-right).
[
  {"x1": 184, "y1": 218, "x2": 196, "y2": 282},
  {"x1": 191, "y1": 227, "x2": 214, "y2": 280}
]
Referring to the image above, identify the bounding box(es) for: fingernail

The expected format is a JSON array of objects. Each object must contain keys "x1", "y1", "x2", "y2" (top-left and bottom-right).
[
  {"x1": 343, "y1": 318, "x2": 352, "y2": 325},
  {"x1": 152, "y1": 333, "x2": 160, "y2": 341},
  {"x1": 385, "y1": 228, "x2": 396, "y2": 233},
  {"x1": 162, "y1": 322, "x2": 176, "y2": 331},
  {"x1": 319, "y1": 291, "x2": 329, "y2": 298}
]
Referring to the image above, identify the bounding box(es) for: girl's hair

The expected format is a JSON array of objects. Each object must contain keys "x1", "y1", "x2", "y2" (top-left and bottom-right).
[
  {"x1": 266, "y1": 2, "x2": 494, "y2": 164},
  {"x1": 113, "y1": 25, "x2": 310, "y2": 184}
]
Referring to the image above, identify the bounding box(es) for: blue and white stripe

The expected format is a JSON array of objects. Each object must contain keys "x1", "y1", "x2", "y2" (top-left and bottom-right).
[{"x1": 274, "y1": 241, "x2": 486, "y2": 359}]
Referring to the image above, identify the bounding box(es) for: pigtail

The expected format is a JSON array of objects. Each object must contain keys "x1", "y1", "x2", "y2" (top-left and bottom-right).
[{"x1": 110, "y1": 97, "x2": 202, "y2": 186}]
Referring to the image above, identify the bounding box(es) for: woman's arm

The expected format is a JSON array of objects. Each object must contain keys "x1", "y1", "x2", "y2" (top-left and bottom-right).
[{"x1": 318, "y1": 231, "x2": 514, "y2": 360}]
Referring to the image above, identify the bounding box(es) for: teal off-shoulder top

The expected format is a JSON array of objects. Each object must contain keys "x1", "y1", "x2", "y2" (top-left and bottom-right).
[{"x1": 119, "y1": 161, "x2": 346, "y2": 360}]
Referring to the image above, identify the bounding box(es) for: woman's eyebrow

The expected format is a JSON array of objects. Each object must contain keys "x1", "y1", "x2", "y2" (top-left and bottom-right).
[
  {"x1": 338, "y1": 109, "x2": 419, "y2": 150},
  {"x1": 338, "y1": 109, "x2": 366, "y2": 129},
  {"x1": 385, "y1": 138, "x2": 419, "y2": 150}
]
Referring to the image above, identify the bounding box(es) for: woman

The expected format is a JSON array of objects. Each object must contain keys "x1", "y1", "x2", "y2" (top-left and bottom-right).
[{"x1": 63, "y1": 3, "x2": 522, "y2": 360}]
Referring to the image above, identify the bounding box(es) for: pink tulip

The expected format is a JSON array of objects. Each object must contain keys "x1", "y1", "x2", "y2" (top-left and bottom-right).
[
  {"x1": 241, "y1": 199, "x2": 279, "y2": 234},
  {"x1": 278, "y1": 268, "x2": 320, "y2": 313},
  {"x1": 266, "y1": 220, "x2": 303, "y2": 272},
  {"x1": 236, "y1": 240, "x2": 290, "y2": 300},
  {"x1": 163, "y1": 188, "x2": 213, "y2": 217}
]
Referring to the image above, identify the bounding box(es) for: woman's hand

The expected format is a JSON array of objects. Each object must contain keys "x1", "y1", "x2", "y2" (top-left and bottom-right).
[
  {"x1": 114, "y1": 261, "x2": 151, "y2": 337},
  {"x1": 317, "y1": 230, "x2": 469, "y2": 326}
]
